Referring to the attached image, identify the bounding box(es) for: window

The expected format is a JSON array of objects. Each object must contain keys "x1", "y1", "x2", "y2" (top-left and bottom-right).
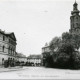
[
  {"x1": 76, "y1": 17, "x2": 78, "y2": 21},
  {"x1": 11, "y1": 48, "x2": 12, "y2": 55},
  {"x1": 71, "y1": 18, "x2": 72, "y2": 23},
  {"x1": 2, "y1": 58, "x2": 4, "y2": 65},
  {"x1": 3, "y1": 46, "x2": 4, "y2": 52},
  {"x1": 3, "y1": 36, "x2": 5, "y2": 41},
  {"x1": 71, "y1": 24, "x2": 73, "y2": 28},
  {"x1": 73, "y1": 24, "x2": 74, "y2": 28},
  {"x1": 9, "y1": 47, "x2": 11, "y2": 54},
  {"x1": 13, "y1": 58, "x2": 14, "y2": 61},
  {"x1": 76, "y1": 23, "x2": 78, "y2": 27},
  {"x1": 13, "y1": 50, "x2": 15, "y2": 55}
]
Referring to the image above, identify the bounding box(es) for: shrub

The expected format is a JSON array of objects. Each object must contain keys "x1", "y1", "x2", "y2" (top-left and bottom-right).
[
  {"x1": 72, "y1": 52, "x2": 80, "y2": 69},
  {"x1": 45, "y1": 54, "x2": 54, "y2": 67},
  {"x1": 4, "y1": 60, "x2": 9, "y2": 68},
  {"x1": 56, "y1": 52, "x2": 70, "y2": 68}
]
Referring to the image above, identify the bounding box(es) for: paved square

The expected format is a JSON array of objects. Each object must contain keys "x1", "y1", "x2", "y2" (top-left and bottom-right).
[{"x1": 0, "y1": 67, "x2": 80, "y2": 79}]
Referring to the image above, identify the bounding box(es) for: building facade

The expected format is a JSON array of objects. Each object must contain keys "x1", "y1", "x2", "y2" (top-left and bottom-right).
[
  {"x1": 27, "y1": 55, "x2": 42, "y2": 66},
  {"x1": 16, "y1": 52, "x2": 27, "y2": 65},
  {"x1": 0, "y1": 30, "x2": 17, "y2": 66}
]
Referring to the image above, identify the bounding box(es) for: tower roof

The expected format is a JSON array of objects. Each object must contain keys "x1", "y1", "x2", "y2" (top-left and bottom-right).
[
  {"x1": 73, "y1": 0, "x2": 78, "y2": 6},
  {"x1": 71, "y1": 0, "x2": 79, "y2": 15},
  {"x1": 73, "y1": 0, "x2": 78, "y2": 10}
]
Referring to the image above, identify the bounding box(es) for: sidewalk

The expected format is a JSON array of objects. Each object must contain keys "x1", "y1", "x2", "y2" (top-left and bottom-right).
[{"x1": 0, "y1": 66, "x2": 27, "y2": 73}]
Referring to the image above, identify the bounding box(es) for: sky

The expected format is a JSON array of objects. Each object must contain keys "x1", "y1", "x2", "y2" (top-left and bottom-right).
[{"x1": 0, "y1": 0, "x2": 79, "y2": 56}]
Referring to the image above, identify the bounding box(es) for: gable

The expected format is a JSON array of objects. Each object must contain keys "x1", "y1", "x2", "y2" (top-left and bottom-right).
[{"x1": 9, "y1": 33, "x2": 16, "y2": 41}]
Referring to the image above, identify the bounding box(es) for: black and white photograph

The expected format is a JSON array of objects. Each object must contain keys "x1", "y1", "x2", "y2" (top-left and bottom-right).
[{"x1": 0, "y1": 0, "x2": 80, "y2": 79}]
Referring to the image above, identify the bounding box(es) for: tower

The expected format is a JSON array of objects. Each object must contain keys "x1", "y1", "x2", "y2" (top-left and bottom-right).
[{"x1": 69, "y1": 1, "x2": 80, "y2": 34}]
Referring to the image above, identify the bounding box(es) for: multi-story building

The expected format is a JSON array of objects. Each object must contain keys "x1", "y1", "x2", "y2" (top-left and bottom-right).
[
  {"x1": 27, "y1": 54, "x2": 42, "y2": 66},
  {"x1": 0, "y1": 29, "x2": 27, "y2": 66},
  {"x1": 42, "y1": 44, "x2": 50, "y2": 53},
  {"x1": 41, "y1": 43, "x2": 51, "y2": 66},
  {"x1": 16, "y1": 52, "x2": 27, "y2": 63},
  {"x1": 0, "y1": 29, "x2": 17, "y2": 66}
]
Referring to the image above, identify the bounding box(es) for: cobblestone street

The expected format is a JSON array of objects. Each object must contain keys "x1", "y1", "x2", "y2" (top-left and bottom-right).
[{"x1": 0, "y1": 67, "x2": 80, "y2": 79}]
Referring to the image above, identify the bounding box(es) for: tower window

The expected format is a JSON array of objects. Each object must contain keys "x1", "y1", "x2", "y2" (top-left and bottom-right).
[
  {"x1": 76, "y1": 17, "x2": 78, "y2": 19},
  {"x1": 71, "y1": 18, "x2": 72, "y2": 23},
  {"x1": 73, "y1": 24, "x2": 74, "y2": 28},
  {"x1": 76, "y1": 23, "x2": 78, "y2": 27},
  {"x1": 76, "y1": 17, "x2": 78, "y2": 21}
]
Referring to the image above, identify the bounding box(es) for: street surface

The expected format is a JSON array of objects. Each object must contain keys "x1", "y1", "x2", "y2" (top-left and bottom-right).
[{"x1": 0, "y1": 67, "x2": 80, "y2": 79}]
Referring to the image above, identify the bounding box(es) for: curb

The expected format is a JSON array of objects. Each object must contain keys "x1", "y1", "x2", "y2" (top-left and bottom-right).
[{"x1": 0, "y1": 67, "x2": 27, "y2": 73}]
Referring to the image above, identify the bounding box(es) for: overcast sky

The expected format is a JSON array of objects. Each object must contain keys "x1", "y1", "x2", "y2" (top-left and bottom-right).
[{"x1": 0, "y1": 0, "x2": 79, "y2": 56}]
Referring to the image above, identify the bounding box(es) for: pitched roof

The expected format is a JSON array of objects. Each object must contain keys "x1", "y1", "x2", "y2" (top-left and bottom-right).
[
  {"x1": 0, "y1": 29, "x2": 16, "y2": 41},
  {"x1": 6, "y1": 32, "x2": 16, "y2": 41},
  {"x1": 27, "y1": 54, "x2": 41, "y2": 59}
]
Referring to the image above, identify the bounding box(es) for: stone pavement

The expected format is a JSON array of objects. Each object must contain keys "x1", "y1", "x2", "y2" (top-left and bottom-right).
[
  {"x1": 0, "y1": 67, "x2": 80, "y2": 79},
  {"x1": 0, "y1": 66, "x2": 26, "y2": 72}
]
